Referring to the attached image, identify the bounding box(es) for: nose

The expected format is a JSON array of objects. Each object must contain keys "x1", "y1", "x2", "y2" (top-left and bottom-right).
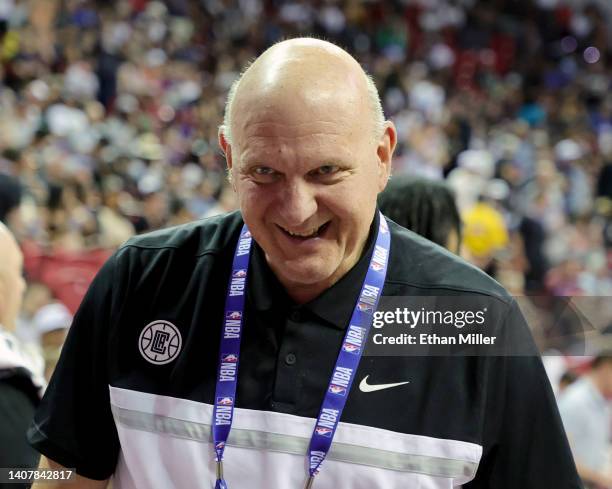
[{"x1": 278, "y1": 179, "x2": 318, "y2": 226}]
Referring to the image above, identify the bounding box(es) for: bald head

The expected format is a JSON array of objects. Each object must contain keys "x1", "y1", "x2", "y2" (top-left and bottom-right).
[
  {"x1": 217, "y1": 38, "x2": 397, "y2": 304},
  {"x1": 0, "y1": 222, "x2": 25, "y2": 331},
  {"x1": 222, "y1": 38, "x2": 384, "y2": 146}
]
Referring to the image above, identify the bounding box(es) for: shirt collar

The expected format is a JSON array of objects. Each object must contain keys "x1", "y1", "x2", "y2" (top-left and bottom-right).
[{"x1": 248, "y1": 212, "x2": 380, "y2": 330}]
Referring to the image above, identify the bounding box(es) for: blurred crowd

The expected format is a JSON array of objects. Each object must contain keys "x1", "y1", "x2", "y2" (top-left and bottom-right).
[
  {"x1": 0, "y1": 0, "x2": 611, "y2": 483},
  {"x1": 0, "y1": 0, "x2": 611, "y2": 354}
]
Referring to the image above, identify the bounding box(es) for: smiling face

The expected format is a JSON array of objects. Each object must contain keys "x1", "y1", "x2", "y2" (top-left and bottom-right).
[{"x1": 220, "y1": 40, "x2": 395, "y2": 303}]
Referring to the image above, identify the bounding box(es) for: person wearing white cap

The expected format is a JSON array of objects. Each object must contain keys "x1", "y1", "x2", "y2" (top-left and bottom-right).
[
  {"x1": 33, "y1": 302, "x2": 72, "y2": 381},
  {"x1": 446, "y1": 149, "x2": 495, "y2": 212}
]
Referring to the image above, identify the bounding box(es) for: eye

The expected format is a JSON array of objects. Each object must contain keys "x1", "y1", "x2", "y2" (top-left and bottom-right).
[
  {"x1": 309, "y1": 165, "x2": 340, "y2": 176},
  {"x1": 249, "y1": 166, "x2": 280, "y2": 183},
  {"x1": 253, "y1": 166, "x2": 276, "y2": 176}
]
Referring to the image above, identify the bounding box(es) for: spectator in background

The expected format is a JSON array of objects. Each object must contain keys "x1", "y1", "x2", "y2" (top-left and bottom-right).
[
  {"x1": 461, "y1": 198, "x2": 510, "y2": 273},
  {"x1": 559, "y1": 350, "x2": 612, "y2": 489},
  {"x1": 378, "y1": 175, "x2": 461, "y2": 253},
  {"x1": 0, "y1": 222, "x2": 45, "y2": 483},
  {"x1": 15, "y1": 282, "x2": 53, "y2": 348},
  {"x1": 32, "y1": 302, "x2": 72, "y2": 381},
  {"x1": 13, "y1": 283, "x2": 75, "y2": 381},
  {"x1": 0, "y1": 172, "x2": 22, "y2": 231},
  {"x1": 559, "y1": 370, "x2": 579, "y2": 394}
]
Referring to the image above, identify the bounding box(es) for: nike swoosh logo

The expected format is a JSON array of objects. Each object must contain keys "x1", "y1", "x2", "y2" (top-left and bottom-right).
[{"x1": 358, "y1": 375, "x2": 410, "y2": 393}]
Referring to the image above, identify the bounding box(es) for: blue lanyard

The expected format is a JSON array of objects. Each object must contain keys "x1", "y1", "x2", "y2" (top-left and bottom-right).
[{"x1": 212, "y1": 214, "x2": 390, "y2": 489}]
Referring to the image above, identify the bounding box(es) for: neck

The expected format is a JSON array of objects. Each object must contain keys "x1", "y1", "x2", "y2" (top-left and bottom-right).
[{"x1": 282, "y1": 267, "x2": 357, "y2": 305}]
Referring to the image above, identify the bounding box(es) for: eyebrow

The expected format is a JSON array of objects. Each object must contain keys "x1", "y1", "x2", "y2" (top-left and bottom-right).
[{"x1": 238, "y1": 161, "x2": 269, "y2": 171}]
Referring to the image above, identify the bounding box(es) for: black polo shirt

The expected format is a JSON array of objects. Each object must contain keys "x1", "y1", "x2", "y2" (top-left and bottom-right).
[{"x1": 28, "y1": 211, "x2": 582, "y2": 489}]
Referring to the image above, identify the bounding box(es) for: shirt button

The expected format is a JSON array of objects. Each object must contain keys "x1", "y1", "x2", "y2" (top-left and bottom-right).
[
  {"x1": 289, "y1": 310, "x2": 301, "y2": 322},
  {"x1": 285, "y1": 353, "x2": 297, "y2": 366}
]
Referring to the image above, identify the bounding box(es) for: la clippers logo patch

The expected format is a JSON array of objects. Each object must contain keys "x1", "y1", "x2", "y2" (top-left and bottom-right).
[{"x1": 139, "y1": 320, "x2": 182, "y2": 365}]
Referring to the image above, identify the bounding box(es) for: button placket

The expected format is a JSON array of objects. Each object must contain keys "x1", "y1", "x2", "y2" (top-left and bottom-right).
[{"x1": 271, "y1": 313, "x2": 302, "y2": 410}]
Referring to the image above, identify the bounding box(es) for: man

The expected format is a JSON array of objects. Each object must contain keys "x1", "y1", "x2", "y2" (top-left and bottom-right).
[
  {"x1": 559, "y1": 352, "x2": 612, "y2": 488},
  {"x1": 0, "y1": 222, "x2": 44, "y2": 487},
  {"x1": 29, "y1": 39, "x2": 581, "y2": 488},
  {"x1": 377, "y1": 176, "x2": 461, "y2": 253}
]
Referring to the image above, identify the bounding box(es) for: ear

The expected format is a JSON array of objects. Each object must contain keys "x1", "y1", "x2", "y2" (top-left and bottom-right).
[
  {"x1": 376, "y1": 121, "x2": 397, "y2": 192},
  {"x1": 218, "y1": 127, "x2": 236, "y2": 191}
]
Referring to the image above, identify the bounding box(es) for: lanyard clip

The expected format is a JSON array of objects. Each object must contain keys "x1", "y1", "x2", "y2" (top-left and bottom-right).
[
  {"x1": 216, "y1": 460, "x2": 224, "y2": 480},
  {"x1": 304, "y1": 475, "x2": 315, "y2": 489}
]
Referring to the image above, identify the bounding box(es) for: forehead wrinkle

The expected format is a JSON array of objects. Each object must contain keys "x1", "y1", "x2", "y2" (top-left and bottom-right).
[
  {"x1": 238, "y1": 122, "x2": 350, "y2": 153},
  {"x1": 242, "y1": 120, "x2": 346, "y2": 138},
  {"x1": 237, "y1": 134, "x2": 353, "y2": 171},
  {"x1": 234, "y1": 95, "x2": 364, "y2": 149},
  {"x1": 235, "y1": 83, "x2": 362, "y2": 124}
]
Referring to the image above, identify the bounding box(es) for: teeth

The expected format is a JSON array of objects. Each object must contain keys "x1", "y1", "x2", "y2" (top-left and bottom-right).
[
  {"x1": 285, "y1": 227, "x2": 318, "y2": 237},
  {"x1": 280, "y1": 224, "x2": 324, "y2": 237}
]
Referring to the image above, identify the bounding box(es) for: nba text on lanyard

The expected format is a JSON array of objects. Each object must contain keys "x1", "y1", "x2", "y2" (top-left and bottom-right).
[{"x1": 212, "y1": 213, "x2": 391, "y2": 489}]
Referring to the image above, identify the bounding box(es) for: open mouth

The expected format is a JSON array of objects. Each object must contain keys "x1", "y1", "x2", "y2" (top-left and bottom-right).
[{"x1": 277, "y1": 221, "x2": 330, "y2": 241}]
